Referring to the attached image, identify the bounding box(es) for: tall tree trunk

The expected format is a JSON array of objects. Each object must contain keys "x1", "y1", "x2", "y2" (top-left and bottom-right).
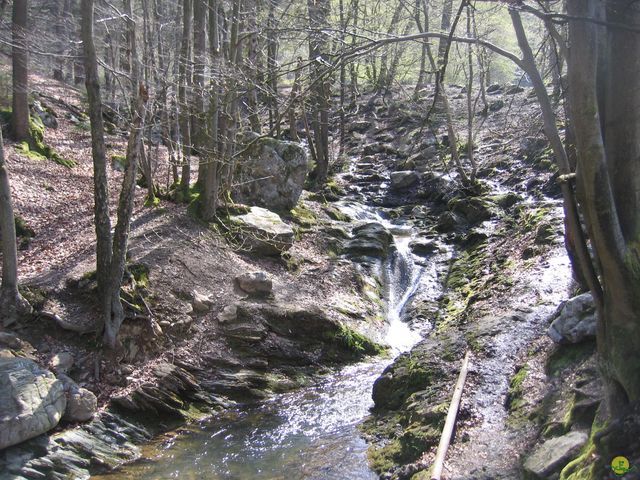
[
  {"x1": 104, "y1": 85, "x2": 148, "y2": 348},
  {"x1": 11, "y1": 0, "x2": 29, "y2": 141},
  {"x1": 179, "y1": 0, "x2": 193, "y2": 196},
  {"x1": 307, "y1": 0, "x2": 330, "y2": 184},
  {"x1": 0, "y1": 129, "x2": 31, "y2": 327},
  {"x1": 81, "y1": 0, "x2": 113, "y2": 308},
  {"x1": 246, "y1": 0, "x2": 261, "y2": 133},
  {"x1": 193, "y1": 0, "x2": 207, "y2": 185}
]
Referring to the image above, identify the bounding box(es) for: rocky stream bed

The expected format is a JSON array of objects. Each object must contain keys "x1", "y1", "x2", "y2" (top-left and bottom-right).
[{"x1": 1, "y1": 86, "x2": 605, "y2": 480}]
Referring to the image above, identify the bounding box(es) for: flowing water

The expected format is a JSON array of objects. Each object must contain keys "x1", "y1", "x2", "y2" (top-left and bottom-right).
[{"x1": 99, "y1": 202, "x2": 436, "y2": 480}]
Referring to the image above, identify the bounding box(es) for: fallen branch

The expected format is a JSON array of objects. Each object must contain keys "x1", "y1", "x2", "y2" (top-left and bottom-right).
[{"x1": 431, "y1": 350, "x2": 471, "y2": 480}]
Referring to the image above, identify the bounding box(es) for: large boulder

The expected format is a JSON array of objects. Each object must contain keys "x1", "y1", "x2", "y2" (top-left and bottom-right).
[
  {"x1": 548, "y1": 293, "x2": 596, "y2": 344},
  {"x1": 233, "y1": 134, "x2": 308, "y2": 211},
  {"x1": 230, "y1": 206, "x2": 295, "y2": 256},
  {"x1": 523, "y1": 431, "x2": 588, "y2": 479},
  {"x1": 0, "y1": 357, "x2": 67, "y2": 450}
]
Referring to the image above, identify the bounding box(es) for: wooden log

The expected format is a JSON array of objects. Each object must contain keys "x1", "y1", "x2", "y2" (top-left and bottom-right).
[{"x1": 431, "y1": 350, "x2": 471, "y2": 480}]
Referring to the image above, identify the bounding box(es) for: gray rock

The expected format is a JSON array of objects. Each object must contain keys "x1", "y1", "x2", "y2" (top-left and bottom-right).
[
  {"x1": 57, "y1": 374, "x2": 97, "y2": 422},
  {"x1": 31, "y1": 100, "x2": 58, "y2": 129},
  {"x1": 218, "y1": 304, "x2": 238, "y2": 323},
  {"x1": 506, "y1": 85, "x2": 525, "y2": 95},
  {"x1": 0, "y1": 358, "x2": 66, "y2": 450},
  {"x1": 523, "y1": 431, "x2": 588, "y2": 479},
  {"x1": 48, "y1": 352, "x2": 74, "y2": 374},
  {"x1": 230, "y1": 206, "x2": 294, "y2": 256},
  {"x1": 233, "y1": 134, "x2": 308, "y2": 210},
  {"x1": 192, "y1": 290, "x2": 214, "y2": 313},
  {"x1": 489, "y1": 99, "x2": 505, "y2": 111},
  {"x1": 390, "y1": 170, "x2": 420, "y2": 190},
  {"x1": 548, "y1": 293, "x2": 596, "y2": 344},
  {"x1": 487, "y1": 83, "x2": 503, "y2": 94},
  {"x1": 235, "y1": 272, "x2": 273, "y2": 297},
  {"x1": 409, "y1": 239, "x2": 438, "y2": 256},
  {"x1": 344, "y1": 222, "x2": 393, "y2": 259}
]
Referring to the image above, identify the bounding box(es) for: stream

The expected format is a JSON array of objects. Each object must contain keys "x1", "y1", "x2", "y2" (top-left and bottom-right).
[{"x1": 99, "y1": 201, "x2": 441, "y2": 480}]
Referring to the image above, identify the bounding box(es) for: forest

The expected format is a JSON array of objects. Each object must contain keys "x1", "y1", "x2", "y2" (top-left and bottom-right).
[{"x1": 0, "y1": 0, "x2": 639, "y2": 479}]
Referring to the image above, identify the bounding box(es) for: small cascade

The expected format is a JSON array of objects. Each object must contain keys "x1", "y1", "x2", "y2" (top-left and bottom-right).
[{"x1": 336, "y1": 200, "x2": 423, "y2": 352}]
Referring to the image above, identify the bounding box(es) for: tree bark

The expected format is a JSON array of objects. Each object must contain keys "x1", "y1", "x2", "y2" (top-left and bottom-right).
[
  {"x1": 0, "y1": 129, "x2": 31, "y2": 327},
  {"x1": 103, "y1": 85, "x2": 148, "y2": 348},
  {"x1": 81, "y1": 0, "x2": 113, "y2": 306},
  {"x1": 11, "y1": 0, "x2": 29, "y2": 141},
  {"x1": 566, "y1": 0, "x2": 640, "y2": 416},
  {"x1": 179, "y1": 0, "x2": 193, "y2": 196}
]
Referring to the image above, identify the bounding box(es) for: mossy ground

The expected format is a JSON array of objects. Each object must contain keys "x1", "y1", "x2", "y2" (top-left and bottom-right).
[{"x1": 1, "y1": 109, "x2": 76, "y2": 167}]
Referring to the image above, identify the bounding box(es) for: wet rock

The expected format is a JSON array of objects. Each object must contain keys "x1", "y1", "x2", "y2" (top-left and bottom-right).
[
  {"x1": 344, "y1": 222, "x2": 393, "y2": 259},
  {"x1": 230, "y1": 206, "x2": 294, "y2": 256},
  {"x1": 112, "y1": 362, "x2": 209, "y2": 418},
  {"x1": 0, "y1": 358, "x2": 66, "y2": 450},
  {"x1": 435, "y1": 211, "x2": 464, "y2": 233},
  {"x1": 233, "y1": 134, "x2": 308, "y2": 210},
  {"x1": 409, "y1": 238, "x2": 438, "y2": 256},
  {"x1": 390, "y1": 170, "x2": 420, "y2": 190},
  {"x1": 234, "y1": 272, "x2": 273, "y2": 297},
  {"x1": 523, "y1": 431, "x2": 588, "y2": 479},
  {"x1": 49, "y1": 352, "x2": 74, "y2": 374},
  {"x1": 548, "y1": 293, "x2": 596, "y2": 344},
  {"x1": 58, "y1": 374, "x2": 97, "y2": 422},
  {"x1": 223, "y1": 301, "x2": 380, "y2": 363},
  {"x1": 448, "y1": 196, "x2": 493, "y2": 224},
  {"x1": 372, "y1": 331, "x2": 465, "y2": 410}
]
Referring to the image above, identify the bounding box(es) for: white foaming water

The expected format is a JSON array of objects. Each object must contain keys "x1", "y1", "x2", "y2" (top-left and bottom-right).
[{"x1": 336, "y1": 200, "x2": 423, "y2": 353}]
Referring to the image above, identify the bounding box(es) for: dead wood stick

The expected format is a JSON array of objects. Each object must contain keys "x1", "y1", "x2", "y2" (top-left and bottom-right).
[{"x1": 431, "y1": 350, "x2": 471, "y2": 480}]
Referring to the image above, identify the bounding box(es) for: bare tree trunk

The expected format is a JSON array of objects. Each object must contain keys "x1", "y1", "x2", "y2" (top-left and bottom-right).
[
  {"x1": 0, "y1": 130, "x2": 31, "y2": 327},
  {"x1": 266, "y1": 0, "x2": 280, "y2": 135},
  {"x1": 81, "y1": 0, "x2": 113, "y2": 308},
  {"x1": 246, "y1": 0, "x2": 261, "y2": 133},
  {"x1": 465, "y1": 5, "x2": 476, "y2": 182},
  {"x1": 307, "y1": 0, "x2": 331, "y2": 184},
  {"x1": 193, "y1": 0, "x2": 207, "y2": 185},
  {"x1": 179, "y1": 0, "x2": 193, "y2": 196},
  {"x1": 104, "y1": 85, "x2": 148, "y2": 348},
  {"x1": 11, "y1": 0, "x2": 29, "y2": 141}
]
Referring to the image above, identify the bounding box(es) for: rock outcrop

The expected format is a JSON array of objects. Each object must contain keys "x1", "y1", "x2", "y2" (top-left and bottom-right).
[
  {"x1": 523, "y1": 431, "x2": 588, "y2": 479},
  {"x1": 233, "y1": 134, "x2": 308, "y2": 211},
  {"x1": 230, "y1": 206, "x2": 295, "y2": 256},
  {"x1": 0, "y1": 357, "x2": 66, "y2": 450}
]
